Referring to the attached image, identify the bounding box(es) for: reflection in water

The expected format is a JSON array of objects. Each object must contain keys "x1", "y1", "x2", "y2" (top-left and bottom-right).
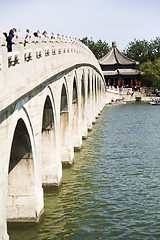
[{"x1": 8, "y1": 103, "x2": 160, "y2": 239}]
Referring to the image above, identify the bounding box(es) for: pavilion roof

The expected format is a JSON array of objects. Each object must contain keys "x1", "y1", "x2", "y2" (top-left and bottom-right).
[
  {"x1": 102, "y1": 68, "x2": 140, "y2": 76},
  {"x1": 98, "y1": 41, "x2": 139, "y2": 66}
]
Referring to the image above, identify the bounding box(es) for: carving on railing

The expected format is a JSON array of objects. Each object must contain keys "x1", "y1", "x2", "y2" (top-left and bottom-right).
[
  {"x1": 45, "y1": 48, "x2": 50, "y2": 57},
  {"x1": 15, "y1": 54, "x2": 19, "y2": 65},
  {"x1": 52, "y1": 48, "x2": 56, "y2": 55},
  {"x1": 24, "y1": 50, "x2": 33, "y2": 62},
  {"x1": 58, "y1": 48, "x2": 61, "y2": 54},
  {"x1": 36, "y1": 49, "x2": 42, "y2": 59},
  {"x1": 8, "y1": 52, "x2": 20, "y2": 67}
]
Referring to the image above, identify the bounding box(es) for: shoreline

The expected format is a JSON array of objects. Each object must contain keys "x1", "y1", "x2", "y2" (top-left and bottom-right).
[{"x1": 106, "y1": 88, "x2": 152, "y2": 104}]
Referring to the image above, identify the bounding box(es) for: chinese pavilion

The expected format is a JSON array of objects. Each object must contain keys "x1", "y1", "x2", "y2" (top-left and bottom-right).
[{"x1": 98, "y1": 41, "x2": 141, "y2": 88}]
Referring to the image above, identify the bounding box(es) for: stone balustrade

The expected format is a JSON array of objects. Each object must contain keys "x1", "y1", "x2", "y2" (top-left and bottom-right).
[{"x1": 0, "y1": 28, "x2": 103, "y2": 112}]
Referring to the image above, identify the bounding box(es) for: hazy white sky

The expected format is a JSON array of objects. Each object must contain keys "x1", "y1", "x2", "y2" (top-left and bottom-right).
[{"x1": 0, "y1": 0, "x2": 160, "y2": 50}]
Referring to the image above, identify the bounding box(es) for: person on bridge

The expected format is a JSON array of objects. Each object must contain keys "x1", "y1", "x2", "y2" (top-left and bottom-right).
[{"x1": 7, "y1": 29, "x2": 14, "y2": 52}]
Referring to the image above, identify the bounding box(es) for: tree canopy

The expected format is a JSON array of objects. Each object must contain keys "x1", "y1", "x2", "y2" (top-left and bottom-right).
[
  {"x1": 123, "y1": 37, "x2": 160, "y2": 64},
  {"x1": 139, "y1": 59, "x2": 160, "y2": 90},
  {"x1": 123, "y1": 37, "x2": 160, "y2": 89},
  {"x1": 80, "y1": 37, "x2": 110, "y2": 60}
]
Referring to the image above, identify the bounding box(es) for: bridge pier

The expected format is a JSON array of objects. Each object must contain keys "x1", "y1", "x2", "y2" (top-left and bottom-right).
[
  {"x1": 92, "y1": 75, "x2": 96, "y2": 124},
  {"x1": 60, "y1": 111, "x2": 74, "y2": 165},
  {"x1": 41, "y1": 129, "x2": 57, "y2": 186},
  {"x1": 94, "y1": 77, "x2": 99, "y2": 119},
  {"x1": 60, "y1": 80, "x2": 74, "y2": 165},
  {"x1": 81, "y1": 72, "x2": 88, "y2": 139},
  {"x1": 87, "y1": 73, "x2": 93, "y2": 131},
  {"x1": 70, "y1": 74, "x2": 82, "y2": 151},
  {"x1": 97, "y1": 79, "x2": 101, "y2": 115},
  {"x1": 6, "y1": 115, "x2": 44, "y2": 223},
  {"x1": 72, "y1": 101, "x2": 82, "y2": 150},
  {"x1": 41, "y1": 94, "x2": 62, "y2": 186},
  {"x1": 0, "y1": 96, "x2": 45, "y2": 228}
]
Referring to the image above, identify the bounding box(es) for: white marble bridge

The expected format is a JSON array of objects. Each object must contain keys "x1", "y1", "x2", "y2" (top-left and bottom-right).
[{"x1": 0, "y1": 28, "x2": 106, "y2": 240}]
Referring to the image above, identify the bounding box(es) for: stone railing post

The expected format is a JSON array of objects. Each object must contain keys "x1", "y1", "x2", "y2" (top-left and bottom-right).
[{"x1": 12, "y1": 28, "x2": 24, "y2": 86}]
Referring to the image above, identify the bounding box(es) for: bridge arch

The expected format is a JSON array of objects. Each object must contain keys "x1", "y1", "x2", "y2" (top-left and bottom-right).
[
  {"x1": 7, "y1": 106, "x2": 43, "y2": 222},
  {"x1": 72, "y1": 76, "x2": 78, "y2": 103},
  {"x1": 60, "y1": 83, "x2": 68, "y2": 112},
  {"x1": 41, "y1": 91, "x2": 58, "y2": 186},
  {"x1": 72, "y1": 75, "x2": 80, "y2": 149},
  {"x1": 60, "y1": 81, "x2": 72, "y2": 164}
]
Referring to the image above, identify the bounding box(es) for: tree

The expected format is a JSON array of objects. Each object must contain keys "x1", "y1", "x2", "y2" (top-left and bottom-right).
[
  {"x1": 139, "y1": 58, "x2": 160, "y2": 89},
  {"x1": 80, "y1": 37, "x2": 110, "y2": 59},
  {"x1": 123, "y1": 37, "x2": 160, "y2": 89},
  {"x1": 123, "y1": 39, "x2": 151, "y2": 63},
  {"x1": 149, "y1": 37, "x2": 160, "y2": 60},
  {"x1": 139, "y1": 61, "x2": 153, "y2": 87},
  {"x1": 123, "y1": 37, "x2": 160, "y2": 64}
]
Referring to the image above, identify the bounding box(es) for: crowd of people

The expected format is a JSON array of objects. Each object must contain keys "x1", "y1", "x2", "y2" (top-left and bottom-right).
[{"x1": 3, "y1": 29, "x2": 48, "y2": 52}]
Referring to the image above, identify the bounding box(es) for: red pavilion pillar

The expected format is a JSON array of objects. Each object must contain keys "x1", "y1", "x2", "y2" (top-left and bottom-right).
[
  {"x1": 135, "y1": 79, "x2": 137, "y2": 86},
  {"x1": 122, "y1": 79, "x2": 124, "y2": 87},
  {"x1": 131, "y1": 79, "x2": 133, "y2": 87},
  {"x1": 118, "y1": 79, "x2": 120, "y2": 88},
  {"x1": 113, "y1": 79, "x2": 115, "y2": 87}
]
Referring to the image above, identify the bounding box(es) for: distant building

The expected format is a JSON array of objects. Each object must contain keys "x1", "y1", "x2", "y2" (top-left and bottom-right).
[{"x1": 98, "y1": 41, "x2": 141, "y2": 88}]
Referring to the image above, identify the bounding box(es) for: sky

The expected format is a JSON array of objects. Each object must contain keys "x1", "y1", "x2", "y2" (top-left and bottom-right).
[{"x1": 0, "y1": 0, "x2": 160, "y2": 50}]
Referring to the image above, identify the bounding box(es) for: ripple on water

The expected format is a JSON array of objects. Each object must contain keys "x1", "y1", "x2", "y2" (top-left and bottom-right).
[{"x1": 8, "y1": 103, "x2": 160, "y2": 239}]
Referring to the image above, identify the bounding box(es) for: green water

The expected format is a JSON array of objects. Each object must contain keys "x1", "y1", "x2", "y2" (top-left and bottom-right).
[{"x1": 8, "y1": 103, "x2": 160, "y2": 239}]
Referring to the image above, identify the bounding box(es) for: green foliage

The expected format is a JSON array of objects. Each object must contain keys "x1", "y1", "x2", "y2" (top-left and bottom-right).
[
  {"x1": 124, "y1": 39, "x2": 150, "y2": 63},
  {"x1": 124, "y1": 37, "x2": 160, "y2": 89},
  {"x1": 80, "y1": 37, "x2": 110, "y2": 59},
  {"x1": 139, "y1": 58, "x2": 160, "y2": 89},
  {"x1": 123, "y1": 37, "x2": 160, "y2": 64}
]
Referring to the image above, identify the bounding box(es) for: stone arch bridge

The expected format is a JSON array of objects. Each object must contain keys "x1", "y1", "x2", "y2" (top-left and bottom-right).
[{"x1": 0, "y1": 29, "x2": 106, "y2": 240}]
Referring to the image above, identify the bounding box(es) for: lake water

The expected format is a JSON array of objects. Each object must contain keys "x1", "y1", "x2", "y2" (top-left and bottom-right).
[{"x1": 8, "y1": 103, "x2": 160, "y2": 239}]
